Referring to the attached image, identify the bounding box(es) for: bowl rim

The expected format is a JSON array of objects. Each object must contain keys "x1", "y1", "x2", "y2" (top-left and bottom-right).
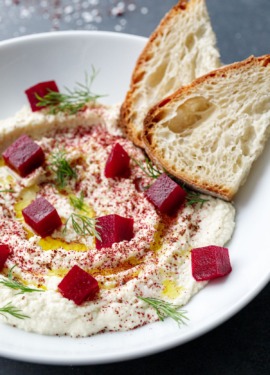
[{"x1": 0, "y1": 29, "x2": 147, "y2": 48}]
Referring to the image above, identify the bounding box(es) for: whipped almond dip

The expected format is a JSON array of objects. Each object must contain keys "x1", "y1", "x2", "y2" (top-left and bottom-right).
[{"x1": 0, "y1": 104, "x2": 235, "y2": 337}]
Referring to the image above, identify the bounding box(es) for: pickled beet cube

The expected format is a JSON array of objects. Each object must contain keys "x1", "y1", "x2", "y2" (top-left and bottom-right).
[
  {"x1": 25, "y1": 80, "x2": 59, "y2": 112},
  {"x1": 145, "y1": 173, "x2": 186, "y2": 215},
  {"x1": 104, "y1": 143, "x2": 130, "y2": 178},
  {"x1": 58, "y1": 265, "x2": 99, "y2": 305},
  {"x1": 96, "y1": 214, "x2": 134, "y2": 250},
  {"x1": 191, "y1": 245, "x2": 232, "y2": 281},
  {"x1": 22, "y1": 197, "x2": 62, "y2": 238},
  {"x1": 0, "y1": 244, "x2": 11, "y2": 271},
  {"x1": 2, "y1": 134, "x2": 45, "y2": 177}
]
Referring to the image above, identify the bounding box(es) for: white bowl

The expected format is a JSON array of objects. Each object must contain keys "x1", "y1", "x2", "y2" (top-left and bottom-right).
[{"x1": 0, "y1": 31, "x2": 269, "y2": 365}]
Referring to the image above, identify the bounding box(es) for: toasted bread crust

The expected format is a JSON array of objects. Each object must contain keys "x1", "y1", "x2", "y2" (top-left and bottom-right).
[
  {"x1": 119, "y1": 0, "x2": 200, "y2": 148},
  {"x1": 143, "y1": 55, "x2": 270, "y2": 201}
]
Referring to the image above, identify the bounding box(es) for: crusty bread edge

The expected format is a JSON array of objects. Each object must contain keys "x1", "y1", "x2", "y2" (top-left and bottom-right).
[
  {"x1": 119, "y1": 0, "x2": 196, "y2": 148},
  {"x1": 143, "y1": 55, "x2": 270, "y2": 201}
]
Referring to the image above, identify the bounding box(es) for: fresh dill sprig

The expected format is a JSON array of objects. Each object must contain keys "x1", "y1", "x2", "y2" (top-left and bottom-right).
[
  {"x1": 69, "y1": 192, "x2": 87, "y2": 212},
  {"x1": 132, "y1": 156, "x2": 163, "y2": 179},
  {"x1": 186, "y1": 191, "x2": 209, "y2": 207},
  {"x1": 0, "y1": 266, "x2": 44, "y2": 294},
  {"x1": 63, "y1": 213, "x2": 101, "y2": 240},
  {"x1": 36, "y1": 67, "x2": 104, "y2": 115},
  {"x1": 138, "y1": 296, "x2": 189, "y2": 326},
  {"x1": 49, "y1": 149, "x2": 77, "y2": 189},
  {"x1": 0, "y1": 189, "x2": 15, "y2": 193},
  {"x1": 0, "y1": 302, "x2": 29, "y2": 320}
]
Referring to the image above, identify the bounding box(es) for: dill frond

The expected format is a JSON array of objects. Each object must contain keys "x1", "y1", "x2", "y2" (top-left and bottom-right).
[
  {"x1": 138, "y1": 296, "x2": 189, "y2": 326},
  {"x1": 63, "y1": 213, "x2": 101, "y2": 240},
  {"x1": 0, "y1": 302, "x2": 29, "y2": 320},
  {"x1": 49, "y1": 149, "x2": 77, "y2": 189},
  {"x1": 36, "y1": 67, "x2": 104, "y2": 115},
  {"x1": 0, "y1": 266, "x2": 44, "y2": 294}
]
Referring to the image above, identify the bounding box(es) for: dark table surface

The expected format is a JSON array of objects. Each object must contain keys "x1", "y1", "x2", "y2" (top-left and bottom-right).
[{"x1": 0, "y1": 0, "x2": 269, "y2": 374}]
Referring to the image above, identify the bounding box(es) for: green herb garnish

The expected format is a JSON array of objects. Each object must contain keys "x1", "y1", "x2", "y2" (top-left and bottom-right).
[
  {"x1": 138, "y1": 296, "x2": 189, "y2": 326},
  {"x1": 186, "y1": 191, "x2": 209, "y2": 207},
  {"x1": 63, "y1": 213, "x2": 101, "y2": 240},
  {"x1": 0, "y1": 302, "x2": 29, "y2": 320},
  {"x1": 50, "y1": 149, "x2": 77, "y2": 189},
  {"x1": 69, "y1": 192, "x2": 86, "y2": 212},
  {"x1": 0, "y1": 266, "x2": 44, "y2": 294},
  {"x1": 0, "y1": 189, "x2": 15, "y2": 193},
  {"x1": 132, "y1": 156, "x2": 162, "y2": 179},
  {"x1": 36, "y1": 67, "x2": 103, "y2": 115}
]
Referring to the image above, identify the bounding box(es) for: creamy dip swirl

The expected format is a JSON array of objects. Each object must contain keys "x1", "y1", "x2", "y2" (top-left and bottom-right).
[{"x1": 0, "y1": 105, "x2": 235, "y2": 337}]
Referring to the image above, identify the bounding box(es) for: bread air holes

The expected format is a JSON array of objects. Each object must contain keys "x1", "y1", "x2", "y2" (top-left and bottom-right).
[
  {"x1": 159, "y1": 77, "x2": 176, "y2": 96},
  {"x1": 241, "y1": 125, "x2": 256, "y2": 156},
  {"x1": 196, "y1": 24, "x2": 206, "y2": 38},
  {"x1": 166, "y1": 96, "x2": 214, "y2": 134},
  {"x1": 233, "y1": 155, "x2": 242, "y2": 173},
  {"x1": 152, "y1": 108, "x2": 170, "y2": 123},
  {"x1": 252, "y1": 97, "x2": 270, "y2": 114},
  {"x1": 146, "y1": 61, "x2": 168, "y2": 87},
  {"x1": 185, "y1": 34, "x2": 195, "y2": 51}
]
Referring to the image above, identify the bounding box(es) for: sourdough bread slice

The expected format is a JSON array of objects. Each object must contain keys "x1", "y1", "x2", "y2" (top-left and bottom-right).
[
  {"x1": 143, "y1": 55, "x2": 270, "y2": 201},
  {"x1": 120, "y1": 0, "x2": 220, "y2": 148}
]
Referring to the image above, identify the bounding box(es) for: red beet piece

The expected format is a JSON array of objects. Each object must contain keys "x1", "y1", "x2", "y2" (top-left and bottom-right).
[
  {"x1": 191, "y1": 245, "x2": 232, "y2": 281},
  {"x1": 104, "y1": 143, "x2": 130, "y2": 178},
  {"x1": 2, "y1": 134, "x2": 45, "y2": 177},
  {"x1": 22, "y1": 197, "x2": 62, "y2": 238},
  {"x1": 0, "y1": 244, "x2": 11, "y2": 271},
  {"x1": 25, "y1": 80, "x2": 59, "y2": 112},
  {"x1": 96, "y1": 214, "x2": 134, "y2": 250},
  {"x1": 58, "y1": 265, "x2": 99, "y2": 305},
  {"x1": 145, "y1": 173, "x2": 186, "y2": 215}
]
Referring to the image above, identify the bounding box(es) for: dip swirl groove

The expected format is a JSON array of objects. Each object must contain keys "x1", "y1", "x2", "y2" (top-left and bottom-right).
[{"x1": 0, "y1": 104, "x2": 235, "y2": 337}]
